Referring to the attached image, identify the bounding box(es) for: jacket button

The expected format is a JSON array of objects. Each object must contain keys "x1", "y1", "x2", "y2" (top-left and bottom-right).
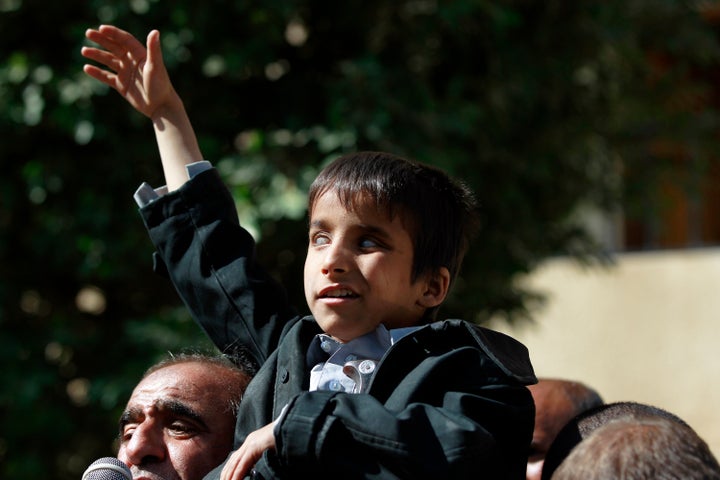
[{"x1": 280, "y1": 369, "x2": 289, "y2": 383}]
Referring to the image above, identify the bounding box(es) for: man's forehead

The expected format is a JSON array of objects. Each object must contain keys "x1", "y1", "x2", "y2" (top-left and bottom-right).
[
  {"x1": 123, "y1": 367, "x2": 220, "y2": 422},
  {"x1": 130, "y1": 364, "x2": 220, "y2": 404}
]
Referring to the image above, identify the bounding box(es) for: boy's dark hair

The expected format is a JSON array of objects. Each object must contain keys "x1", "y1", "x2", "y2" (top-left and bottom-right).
[{"x1": 308, "y1": 151, "x2": 480, "y2": 298}]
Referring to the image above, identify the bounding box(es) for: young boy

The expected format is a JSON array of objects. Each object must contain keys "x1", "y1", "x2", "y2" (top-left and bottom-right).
[{"x1": 82, "y1": 25, "x2": 537, "y2": 479}]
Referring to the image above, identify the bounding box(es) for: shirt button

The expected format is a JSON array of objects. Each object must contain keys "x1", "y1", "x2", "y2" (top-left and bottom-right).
[
  {"x1": 358, "y1": 360, "x2": 376, "y2": 374},
  {"x1": 345, "y1": 354, "x2": 358, "y2": 362},
  {"x1": 321, "y1": 340, "x2": 333, "y2": 353},
  {"x1": 329, "y1": 380, "x2": 345, "y2": 391}
]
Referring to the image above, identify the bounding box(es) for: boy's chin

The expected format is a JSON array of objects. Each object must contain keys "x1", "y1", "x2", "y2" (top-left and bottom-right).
[{"x1": 315, "y1": 318, "x2": 377, "y2": 343}]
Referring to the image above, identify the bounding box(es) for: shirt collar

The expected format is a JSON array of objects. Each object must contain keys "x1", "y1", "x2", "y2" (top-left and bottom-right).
[{"x1": 306, "y1": 324, "x2": 419, "y2": 368}]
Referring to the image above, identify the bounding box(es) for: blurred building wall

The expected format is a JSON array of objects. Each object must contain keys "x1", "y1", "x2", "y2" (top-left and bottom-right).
[{"x1": 489, "y1": 247, "x2": 720, "y2": 457}]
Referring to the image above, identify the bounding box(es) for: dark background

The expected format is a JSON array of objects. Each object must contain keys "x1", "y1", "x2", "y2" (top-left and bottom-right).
[{"x1": 3, "y1": 1, "x2": 720, "y2": 478}]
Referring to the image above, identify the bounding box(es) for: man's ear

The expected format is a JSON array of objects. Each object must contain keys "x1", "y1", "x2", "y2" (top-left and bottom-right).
[{"x1": 418, "y1": 267, "x2": 451, "y2": 309}]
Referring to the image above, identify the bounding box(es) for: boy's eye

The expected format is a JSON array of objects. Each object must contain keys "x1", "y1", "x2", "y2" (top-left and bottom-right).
[
  {"x1": 311, "y1": 232, "x2": 330, "y2": 246},
  {"x1": 359, "y1": 237, "x2": 379, "y2": 248}
]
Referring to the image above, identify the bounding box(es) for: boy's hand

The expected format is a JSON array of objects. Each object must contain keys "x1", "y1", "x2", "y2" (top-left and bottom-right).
[
  {"x1": 82, "y1": 24, "x2": 203, "y2": 191},
  {"x1": 220, "y1": 423, "x2": 276, "y2": 480},
  {"x1": 81, "y1": 25, "x2": 177, "y2": 119}
]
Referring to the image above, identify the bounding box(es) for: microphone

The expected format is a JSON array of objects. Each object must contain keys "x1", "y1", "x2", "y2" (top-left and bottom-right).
[{"x1": 81, "y1": 457, "x2": 132, "y2": 480}]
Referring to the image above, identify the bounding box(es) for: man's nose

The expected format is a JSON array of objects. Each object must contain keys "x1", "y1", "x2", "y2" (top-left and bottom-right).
[{"x1": 118, "y1": 422, "x2": 166, "y2": 467}]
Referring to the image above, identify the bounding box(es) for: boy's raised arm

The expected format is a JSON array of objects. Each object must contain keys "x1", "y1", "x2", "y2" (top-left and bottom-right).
[{"x1": 81, "y1": 25, "x2": 202, "y2": 191}]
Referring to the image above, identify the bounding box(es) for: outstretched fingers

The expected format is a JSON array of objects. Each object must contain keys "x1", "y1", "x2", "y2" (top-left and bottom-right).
[
  {"x1": 81, "y1": 46, "x2": 122, "y2": 73},
  {"x1": 83, "y1": 25, "x2": 148, "y2": 75},
  {"x1": 81, "y1": 63, "x2": 117, "y2": 89},
  {"x1": 81, "y1": 24, "x2": 177, "y2": 119},
  {"x1": 82, "y1": 25, "x2": 150, "y2": 98},
  {"x1": 86, "y1": 25, "x2": 147, "y2": 60}
]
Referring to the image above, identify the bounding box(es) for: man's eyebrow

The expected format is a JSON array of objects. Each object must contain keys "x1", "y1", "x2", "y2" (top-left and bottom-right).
[
  {"x1": 117, "y1": 400, "x2": 209, "y2": 436},
  {"x1": 161, "y1": 399, "x2": 208, "y2": 429},
  {"x1": 119, "y1": 406, "x2": 142, "y2": 435}
]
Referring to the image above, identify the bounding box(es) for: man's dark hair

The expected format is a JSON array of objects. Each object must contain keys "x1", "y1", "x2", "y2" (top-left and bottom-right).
[
  {"x1": 550, "y1": 415, "x2": 720, "y2": 479},
  {"x1": 308, "y1": 151, "x2": 480, "y2": 319},
  {"x1": 143, "y1": 351, "x2": 253, "y2": 416},
  {"x1": 542, "y1": 401, "x2": 698, "y2": 479}
]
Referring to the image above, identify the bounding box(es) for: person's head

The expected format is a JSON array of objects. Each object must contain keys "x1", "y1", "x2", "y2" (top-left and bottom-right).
[
  {"x1": 117, "y1": 352, "x2": 253, "y2": 480},
  {"x1": 550, "y1": 416, "x2": 720, "y2": 480},
  {"x1": 526, "y1": 378, "x2": 603, "y2": 480},
  {"x1": 541, "y1": 401, "x2": 693, "y2": 480},
  {"x1": 304, "y1": 151, "x2": 479, "y2": 342}
]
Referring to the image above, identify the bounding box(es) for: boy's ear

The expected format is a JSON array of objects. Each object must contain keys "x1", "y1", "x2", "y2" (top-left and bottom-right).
[{"x1": 418, "y1": 267, "x2": 451, "y2": 309}]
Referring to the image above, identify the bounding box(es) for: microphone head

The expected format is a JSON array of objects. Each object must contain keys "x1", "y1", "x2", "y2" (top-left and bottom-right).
[{"x1": 82, "y1": 457, "x2": 132, "y2": 480}]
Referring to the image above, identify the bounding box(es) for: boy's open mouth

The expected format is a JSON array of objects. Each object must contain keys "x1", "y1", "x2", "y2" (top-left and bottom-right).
[
  {"x1": 319, "y1": 287, "x2": 358, "y2": 298},
  {"x1": 323, "y1": 289, "x2": 357, "y2": 298}
]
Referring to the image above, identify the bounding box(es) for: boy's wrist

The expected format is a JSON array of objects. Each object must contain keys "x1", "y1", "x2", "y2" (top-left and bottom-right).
[{"x1": 150, "y1": 90, "x2": 184, "y2": 124}]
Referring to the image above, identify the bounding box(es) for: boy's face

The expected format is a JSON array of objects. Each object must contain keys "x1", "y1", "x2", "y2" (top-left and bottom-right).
[{"x1": 304, "y1": 191, "x2": 434, "y2": 342}]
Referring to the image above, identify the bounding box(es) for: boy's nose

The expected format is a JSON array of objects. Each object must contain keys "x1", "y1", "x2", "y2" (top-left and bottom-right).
[
  {"x1": 118, "y1": 422, "x2": 166, "y2": 468},
  {"x1": 321, "y1": 242, "x2": 350, "y2": 275}
]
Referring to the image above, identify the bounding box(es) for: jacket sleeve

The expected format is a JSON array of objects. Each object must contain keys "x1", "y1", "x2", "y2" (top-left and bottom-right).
[
  {"x1": 138, "y1": 168, "x2": 297, "y2": 367},
  {"x1": 259, "y1": 340, "x2": 534, "y2": 479}
]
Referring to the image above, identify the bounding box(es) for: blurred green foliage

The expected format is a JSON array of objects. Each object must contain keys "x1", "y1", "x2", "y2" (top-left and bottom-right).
[{"x1": 2, "y1": 0, "x2": 720, "y2": 478}]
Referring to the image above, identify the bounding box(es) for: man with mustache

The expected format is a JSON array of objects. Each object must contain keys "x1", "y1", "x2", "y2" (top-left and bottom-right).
[{"x1": 116, "y1": 353, "x2": 253, "y2": 480}]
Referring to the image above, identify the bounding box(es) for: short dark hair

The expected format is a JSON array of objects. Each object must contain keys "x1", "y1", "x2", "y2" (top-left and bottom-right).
[
  {"x1": 308, "y1": 151, "x2": 480, "y2": 307},
  {"x1": 541, "y1": 401, "x2": 698, "y2": 480},
  {"x1": 550, "y1": 416, "x2": 720, "y2": 479},
  {"x1": 142, "y1": 351, "x2": 253, "y2": 416}
]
